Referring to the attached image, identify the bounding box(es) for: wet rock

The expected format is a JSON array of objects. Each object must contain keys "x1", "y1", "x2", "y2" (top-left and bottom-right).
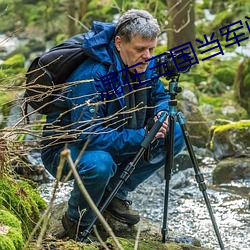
[
  {"x1": 179, "y1": 100, "x2": 211, "y2": 148},
  {"x1": 213, "y1": 157, "x2": 250, "y2": 184},
  {"x1": 170, "y1": 168, "x2": 193, "y2": 189}
]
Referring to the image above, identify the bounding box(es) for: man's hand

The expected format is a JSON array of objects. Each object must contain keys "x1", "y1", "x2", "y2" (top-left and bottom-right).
[{"x1": 154, "y1": 111, "x2": 169, "y2": 139}]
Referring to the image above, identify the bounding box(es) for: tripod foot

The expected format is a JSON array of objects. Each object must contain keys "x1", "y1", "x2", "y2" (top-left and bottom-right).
[{"x1": 161, "y1": 227, "x2": 168, "y2": 243}]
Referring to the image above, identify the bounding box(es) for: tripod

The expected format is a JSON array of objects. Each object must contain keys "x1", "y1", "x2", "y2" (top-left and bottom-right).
[
  {"x1": 161, "y1": 76, "x2": 225, "y2": 249},
  {"x1": 82, "y1": 76, "x2": 225, "y2": 249},
  {"x1": 81, "y1": 110, "x2": 168, "y2": 241}
]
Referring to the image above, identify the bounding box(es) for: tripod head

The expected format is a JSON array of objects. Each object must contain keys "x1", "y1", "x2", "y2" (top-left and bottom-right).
[{"x1": 168, "y1": 75, "x2": 182, "y2": 100}]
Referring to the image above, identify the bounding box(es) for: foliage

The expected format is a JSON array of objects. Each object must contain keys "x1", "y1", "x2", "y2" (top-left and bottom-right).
[
  {"x1": 234, "y1": 57, "x2": 250, "y2": 115},
  {"x1": 1, "y1": 53, "x2": 25, "y2": 68},
  {"x1": 0, "y1": 54, "x2": 26, "y2": 88},
  {"x1": 196, "y1": 0, "x2": 250, "y2": 51},
  {"x1": 0, "y1": 0, "x2": 248, "y2": 122},
  {"x1": 198, "y1": 90, "x2": 248, "y2": 122},
  {"x1": 182, "y1": 54, "x2": 239, "y2": 96}
]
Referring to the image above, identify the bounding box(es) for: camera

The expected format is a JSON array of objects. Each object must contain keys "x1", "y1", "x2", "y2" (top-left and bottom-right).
[{"x1": 155, "y1": 51, "x2": 192, "y2": 80}]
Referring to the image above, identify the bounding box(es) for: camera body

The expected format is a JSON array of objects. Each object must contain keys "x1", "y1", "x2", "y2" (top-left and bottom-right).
[{"x1": 155, "y1": 52, "x2": 192, "y2": 80}]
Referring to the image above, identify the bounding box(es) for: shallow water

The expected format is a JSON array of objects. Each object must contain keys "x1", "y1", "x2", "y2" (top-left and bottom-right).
[
  {"x1": 129, "y1": 158, "x2": 250, "y2": 250},
  {"x1": 38, "y1": 157, "x2": 250, "y2": 250}
]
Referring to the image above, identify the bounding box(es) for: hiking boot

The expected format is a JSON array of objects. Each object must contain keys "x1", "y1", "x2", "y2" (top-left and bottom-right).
[
  {"x1": 105, "y1": 196, "x2": 140, "y2": 225},
  {"x1": 61, "y1": 213, "x2": 97, "y2": 243}
]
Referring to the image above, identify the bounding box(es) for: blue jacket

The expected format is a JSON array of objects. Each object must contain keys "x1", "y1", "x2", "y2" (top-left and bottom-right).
[{"x1": 44, "y1": 21, "x2": 170, "y2": 156}]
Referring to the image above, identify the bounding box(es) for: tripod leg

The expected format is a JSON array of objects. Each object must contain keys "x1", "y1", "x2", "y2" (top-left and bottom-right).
[
  {"x1": 162, "y1": 114, "x2": 175, "y2": 243},
  {"x1": 81, "y1": 112, "x2": 168, "y2": 241},
  {"x1": 177, "y1": 112, "x2": 225, "y2": 250}
]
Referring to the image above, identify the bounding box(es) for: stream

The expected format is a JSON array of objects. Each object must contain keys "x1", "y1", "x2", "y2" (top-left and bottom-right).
[{"x1": 38, "y1": 155, "x2": 250, "y2": 250}]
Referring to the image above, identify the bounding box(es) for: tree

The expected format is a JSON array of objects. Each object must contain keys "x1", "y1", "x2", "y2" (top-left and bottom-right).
[{"x1": 166, "y1": 0, "x2": 195, "y2": 50}]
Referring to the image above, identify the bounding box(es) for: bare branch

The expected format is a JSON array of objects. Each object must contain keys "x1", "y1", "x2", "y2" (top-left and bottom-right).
[
  {"x1": 63, "y1": 148, "x2": 124, "y2": 250},
  {"x1": 68, "y1": 14, "x2": 90, "y2": 32}
]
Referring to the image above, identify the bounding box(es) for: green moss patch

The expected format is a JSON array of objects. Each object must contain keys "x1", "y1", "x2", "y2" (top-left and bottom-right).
[
  {"x1": 209, "y1": 120, "x2": 250, "y2": 156},
  {"x1": 0, "y1": 174, "x2": 47, "y2": 239},
  {"x1": 106, "y1": 237, "x2": 210, "y2": 250},
  {"x1": 0, "y1": 209, "x2": 24, "y2": 250}
]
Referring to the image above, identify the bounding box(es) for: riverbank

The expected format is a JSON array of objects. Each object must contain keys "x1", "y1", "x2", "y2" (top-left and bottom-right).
[{"x1": 38, "y1": 155, "x2": 250, "y2": 250}]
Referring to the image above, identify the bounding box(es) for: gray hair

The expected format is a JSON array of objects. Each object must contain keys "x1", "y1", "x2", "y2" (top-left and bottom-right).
[{"x1": 115, "y1": 9, "x2": 160, "y2": 43}]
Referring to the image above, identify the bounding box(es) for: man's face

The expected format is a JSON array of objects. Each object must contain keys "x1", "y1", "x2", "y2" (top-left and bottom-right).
[{"x1": 115, "y1": 35, "x2": 157, "y2": 73}]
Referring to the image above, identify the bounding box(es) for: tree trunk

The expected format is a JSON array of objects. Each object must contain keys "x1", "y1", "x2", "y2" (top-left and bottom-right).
[
  {"x1": 67, "y1": 0, "x2": 76, "y2": 36},
  {"x1": 167, "y1": 0, "x2": 196, "y2": 50},
  {"x1": 78, "y1": 0, "x2": 88, "y2": 20}
]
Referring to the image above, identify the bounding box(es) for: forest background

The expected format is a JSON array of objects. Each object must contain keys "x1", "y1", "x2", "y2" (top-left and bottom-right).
[
  {"x1": 0, "y1": 0, "x2": 250, "y2": 126},
  {"x1": 0, "y1": 1, "x2": 250, "y2": 249}
]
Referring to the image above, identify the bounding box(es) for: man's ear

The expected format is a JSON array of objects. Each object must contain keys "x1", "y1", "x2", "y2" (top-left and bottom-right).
[{"x1": 115, "y1": 36, "x2": 122, "y2": 51}]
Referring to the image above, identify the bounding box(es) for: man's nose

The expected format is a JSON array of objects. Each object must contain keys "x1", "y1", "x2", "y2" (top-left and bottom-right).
[{"x1": 142, "y1": 50, "x2": 151, "y2": 60}]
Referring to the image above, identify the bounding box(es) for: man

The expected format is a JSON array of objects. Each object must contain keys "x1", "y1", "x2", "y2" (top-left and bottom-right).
[{"x1": 41, "y1": 9, "x2": 185, "y2": 241}]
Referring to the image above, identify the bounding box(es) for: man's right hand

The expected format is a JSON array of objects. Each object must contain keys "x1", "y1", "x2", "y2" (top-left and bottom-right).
[{"x1": 154, "y1": 112, "x2": 169, "y2": 139}]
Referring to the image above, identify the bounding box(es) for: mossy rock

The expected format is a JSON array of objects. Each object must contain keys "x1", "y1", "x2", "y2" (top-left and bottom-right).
[
  {"x1": 43, "y1": 202, "x2": 211, "y2": 250},
  {"x1": 0, "y1": 174, "x2": 47, "y2": 239},
  {"x1": 28, "y1": 237, "x2": 211, "y2": 250},
  {"x1": 0, "y1": 209, "x2": 24, "y2": 250},
  {"x1": 209, "y1": 120, "x2": 250, "y2": 160},
  {"x1": 106, "y1": 237, "x2": 210, "y2": 250}
]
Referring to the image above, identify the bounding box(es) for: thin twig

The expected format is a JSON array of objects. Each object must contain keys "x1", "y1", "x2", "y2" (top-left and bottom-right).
[
  {"x1": 22, "y1": 154, "x2": 65, "y2": 249},
  {"x1": 61, "y1": 148, "x2": 124, "y2": 250},
  {"x1": 68, "y1": 14, "x2": 90, "y2": 31},
  {"x1": 93, "y1": 225, "x2": 110, "y2": 250},
  {"x1": 134, "y1": 220, "x2": 142, "y2": 250}
]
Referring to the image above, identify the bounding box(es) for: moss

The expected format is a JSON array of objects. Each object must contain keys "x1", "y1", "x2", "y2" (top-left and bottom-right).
[
  {"x1": 0, "y1": 54, "x2": 26, "y2": 86},
  {"x1": 199, "y1": 95, "x2": 224, "y2": 108},
  {"x1": 0, "y1": 209, "x2": 21, "y2": 229},
  {"x1": 29, "y1": 239, "x2": 98, "y2": 250},
  {"x1": 0, "y1": 174, "x2": 47, "y2": 239},
  {"x1": 209, "y1": 120, "x2": 250, "y2": 151},
  {"x1": 213, "y1": 120, "x2": 250, "y2": 133},
  {"x1": 0, "y1": 209, "x2": 24, "y2": 249},
  {"x1": 7, "y1": 228, "x2": 24, "y2": 249},
  {"x1": 0, "y1": 235, "x2": 16, "y2": 250},
  {"x1": 199, "y1": 90, "x2": 249, "y2": 122},
  {"x1": 106, "y1": 237, "x2": 209, "y2": 250},
  {"x1": 1, "y1": 54, "x2": 25, "y2": 69}
]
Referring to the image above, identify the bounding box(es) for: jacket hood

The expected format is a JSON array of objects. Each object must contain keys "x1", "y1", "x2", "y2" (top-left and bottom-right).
[{"x1": 82, "y1": 21, "x2": 116, "y2": 65}]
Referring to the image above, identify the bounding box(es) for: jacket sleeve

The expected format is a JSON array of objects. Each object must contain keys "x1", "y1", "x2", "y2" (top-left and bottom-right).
[{"x1": 66, "y1": 63, "x2": 146, "y2": 156}]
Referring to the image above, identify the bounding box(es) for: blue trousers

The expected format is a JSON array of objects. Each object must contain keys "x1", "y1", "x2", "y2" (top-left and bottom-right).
[{"x1": 41, "y1": 123, "x2": 185, "y2": 226}]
